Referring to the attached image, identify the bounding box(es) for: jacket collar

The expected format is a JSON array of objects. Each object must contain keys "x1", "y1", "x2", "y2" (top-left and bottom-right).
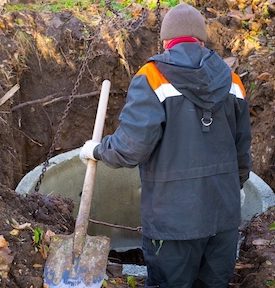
[{"x1": 165, "y1": 36, "x2": 200, "y2": 49}]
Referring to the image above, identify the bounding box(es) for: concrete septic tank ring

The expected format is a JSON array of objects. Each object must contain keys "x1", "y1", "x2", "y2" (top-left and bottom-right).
[
  {"x1": 16, "y1": 148, "x2": 142, "y2": 251},
  {"x1": 16, "y1": 148, "x2": 275, "y2": 251},
  {"x1": 242, "y1": 172, "x2": 275, "y2": 221}
]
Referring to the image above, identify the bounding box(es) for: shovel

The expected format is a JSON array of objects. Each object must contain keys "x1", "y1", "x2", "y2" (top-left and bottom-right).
[{"x1": 44, "y1": 80, "x2": 111, "y2": 288}]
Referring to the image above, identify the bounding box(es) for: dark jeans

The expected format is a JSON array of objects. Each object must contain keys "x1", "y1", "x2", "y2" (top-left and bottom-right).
[{"x1": 142, "y1": 228, "x2": 239, "y2": 288}]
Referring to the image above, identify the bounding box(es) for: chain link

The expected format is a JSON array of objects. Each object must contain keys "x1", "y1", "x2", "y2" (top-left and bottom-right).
[
  {"x1": 156, "y1": 0, "x2": 162, "y2": 54},
  {"x1": 129, "y1": 8, "x2": 147, "y2": 32},
  {"x1": 105, "y1": 0, "x2": 147, "y2": 33},
  {"x1": 105, "y1": 0, "x2": 120, "y2": 17},
  {"x1": 34, "y1": 2, "x2": 147, "y2": 192}
]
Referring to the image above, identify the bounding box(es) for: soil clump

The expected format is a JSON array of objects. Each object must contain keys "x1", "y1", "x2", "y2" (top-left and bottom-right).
[{"x1": 0, "y1": 184, "x2": 74, "y2": 287}]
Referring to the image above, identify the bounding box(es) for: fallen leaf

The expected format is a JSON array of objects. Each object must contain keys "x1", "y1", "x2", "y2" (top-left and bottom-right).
[
  {"x1": 224, "y1": 56, "x2": 239, "y2": 70},
  {"x1": 0, "y1": 247, "x2": 14, "y2": 278},
  {"x1": 127, "y1": 275, "x2": 137, "y2": 288},
  {"x1": 257, "y1": 72, "x2": 272, "y2": 81},
  {"x1": 11, "y1": 222, "x2": 31, "y2": 230},
  {"x1": 252, "y1": 238, "x2": 270, "y2": 246},
  {"x1": 44, "y1": 230, "x2": 56, "y2": 244},
  {"x1": 9, "y1": 229, "x2": 20, "y2": 236},
  {"x1": 227, "y1": 10, "x2": 254, "y2": 21},
  {"x1": 244, "y1": 5, "x2": 253, "y2": 14},
  {"x1": 226, "y1": 0, "x2": 238, "y2": 9},
  {"x1": 206, "y1": 7, "x2": 219, "y2": 15},
  {"x1": 250, "y1": 21, "x2": 262, "y2": 33},
  {"x1": 0, "y1": 235, "x2": 9, "y2": 248}
]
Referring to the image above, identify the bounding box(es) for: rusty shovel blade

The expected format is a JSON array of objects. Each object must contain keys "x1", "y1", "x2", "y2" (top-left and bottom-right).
[{"x1": 43, "y1": 234, "x2": 110, "y2": 288}]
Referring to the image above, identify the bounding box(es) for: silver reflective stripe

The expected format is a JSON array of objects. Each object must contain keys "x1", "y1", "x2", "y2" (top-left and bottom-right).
[
  {"x1": 154, "y1": 83, "x2": 182, "y2": 102},
  {"x1": 229, "y1": 82, "x2": 244, "y2": 99}
]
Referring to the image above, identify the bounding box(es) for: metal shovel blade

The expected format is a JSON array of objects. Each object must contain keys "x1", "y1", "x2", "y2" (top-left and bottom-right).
[{"x1": 43, "y1": 234, "x2": 110, "y2": 288}]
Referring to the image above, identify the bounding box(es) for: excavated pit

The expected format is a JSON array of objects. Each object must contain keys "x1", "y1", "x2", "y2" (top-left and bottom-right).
[
  {"x1": 15, "y1": 148, "x2": 275, "y2": 251},
  {"x1": 0, "y1": 3, "x2": 275, "y2": 287}
]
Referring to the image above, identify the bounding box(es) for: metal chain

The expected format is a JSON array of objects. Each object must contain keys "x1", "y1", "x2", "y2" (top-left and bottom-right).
[
  {"x1": 105, "y1": 0, "x2": 120, "y2": 17},
  {"x1": 105, "y1": 0, "x2": 147, "y2": 33},
  {"x1": 34, "y1": 3, "x2": 147, "y2": 193},
  {"x1": 156, "y1": 0, "x2": 162, "y2": 54},
  {"x1": 129, "y1": 8, "x2": 147, "y2": 32},
  {"x1": 34, "y1": 15, "x2": 105, "y2": 192}
]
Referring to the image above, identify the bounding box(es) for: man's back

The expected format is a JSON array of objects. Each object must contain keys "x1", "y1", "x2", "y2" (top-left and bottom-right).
[
  {"x1": 80, "y1": 4, "x2": 252, "y2": 287},
  {"x1": 137, "y1": 43, "x2": 251, "y2": 240}
]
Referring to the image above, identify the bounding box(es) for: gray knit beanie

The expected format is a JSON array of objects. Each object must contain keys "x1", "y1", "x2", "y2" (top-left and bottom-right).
[{"x1": 160, "y1": 3, "x2": 207, "y2": 42}]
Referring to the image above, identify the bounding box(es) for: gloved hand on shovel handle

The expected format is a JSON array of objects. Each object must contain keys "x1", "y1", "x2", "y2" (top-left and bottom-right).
[{"x1": 79, "y1": 140, "x2": 100, "y2": 164}]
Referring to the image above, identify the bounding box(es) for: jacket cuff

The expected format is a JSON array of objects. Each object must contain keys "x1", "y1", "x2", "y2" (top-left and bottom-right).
[{"x1": 93, "y1": 145, "x2": 101, "y2": 161}]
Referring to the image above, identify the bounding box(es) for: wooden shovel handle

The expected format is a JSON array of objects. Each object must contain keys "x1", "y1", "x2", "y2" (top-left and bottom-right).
[{"x1": 73, "y1": 80, "x2": 111, "y2": 257}]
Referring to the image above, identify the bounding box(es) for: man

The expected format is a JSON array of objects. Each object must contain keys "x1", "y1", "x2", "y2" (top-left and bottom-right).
[{"x1": 80, "y1": 3, "x2": 251, "y2": 288}]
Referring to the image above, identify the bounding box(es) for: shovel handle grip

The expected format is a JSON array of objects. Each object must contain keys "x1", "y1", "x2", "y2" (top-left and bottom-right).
[{"x1": 73, "y1": 80, "x2": 111, "y2": 257}]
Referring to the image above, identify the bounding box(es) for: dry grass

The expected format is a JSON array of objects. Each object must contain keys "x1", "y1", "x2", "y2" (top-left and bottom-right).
[{"x1": 35, "y1": 33, "x2": 64, "y2": 65}]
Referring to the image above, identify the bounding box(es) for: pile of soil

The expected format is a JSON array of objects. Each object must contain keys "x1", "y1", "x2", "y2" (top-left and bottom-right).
[
  {"x1": 0, "y1": 0, "x2": 274, "y2": 287},
  {"x1": 1, "y1": 182, "x2": 274, "y2": 287},
  {"x1": 0, "y1": 184, "x2": 75, "y2": 287},
  {"x1": 233, "y1": 207, "x2": 275, "y2": 288}
]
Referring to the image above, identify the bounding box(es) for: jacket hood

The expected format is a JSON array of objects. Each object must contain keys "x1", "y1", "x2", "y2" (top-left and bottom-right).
[{"x1": 149, "y1": 43, "x2": 231, "y2": 110}]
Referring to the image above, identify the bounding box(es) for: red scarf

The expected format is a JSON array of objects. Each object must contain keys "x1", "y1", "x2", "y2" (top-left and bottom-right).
[{"x1": 165, "y1": 36, "x2": 200, "y2": 49}]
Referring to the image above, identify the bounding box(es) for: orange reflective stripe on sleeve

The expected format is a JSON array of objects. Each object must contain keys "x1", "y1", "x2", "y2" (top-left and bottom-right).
[
  {"x1": 136, "y1": 62, "x2": 169, "y2": 90},
  {"x1": 136, "y1": 62, "x2": 182, "y2": 102},
  {"x1": 230, "y1": 72, "x2": 246, "y2": 99}
]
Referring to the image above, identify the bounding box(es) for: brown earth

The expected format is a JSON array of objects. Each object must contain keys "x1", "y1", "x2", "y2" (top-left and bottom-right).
[
  {"x1": 0, "y1": 183, "x2": 75, "y2": 287},
  {"x1": 235, "y1": 207, "x2": 275, "y2": 288},
  {"x1": 0, "y1": 1, "x2": 274, "y2": 287}
]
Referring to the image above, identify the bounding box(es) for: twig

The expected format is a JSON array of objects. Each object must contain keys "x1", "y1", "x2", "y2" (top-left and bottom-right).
[
  {"x1": 42, "y1": 91, "x2": 100, "y2": 106},
  {"x1": 89, "y1": 219, "x2": 142, "y2": 232},
  {"x1": 6, "y1": 148, "x2": 16, "y2": 160},
  {"x1": 0, "y1": 115, "x2": 9, "y2": 125},
  {"x1": 239, "y1": 71, "x2": 248, "y2": 78},
  {"x1": 12, "y1": 126, "x2": 43, "y2": 146},
  {"x1": 86, "y1": 65, "x2": 100, "y2": 88},
  {"x1": 59, "y1": 46, "x2": 74, "y2": 70},
  {"x1": 11, "y1": 90, "x2": 120, "y2": 111},
  {"x1": 0, "y1": 84, "x2": 20, "y2": 107},
  {"x1": 239, "y1": 272, "x2": 258, "y2": 286},
  {"x1": 43, "y1": 89, "x2": 120, "y2": 106},
  {"x1": 235, "y1": 262, "x2": 255, "y2": 269},
  {"x1": 41, "y1": 105, "x2": 54, "y2": 135},
  {"x1": 11, "y1": 93, "x2": 59, "y2": 111}
]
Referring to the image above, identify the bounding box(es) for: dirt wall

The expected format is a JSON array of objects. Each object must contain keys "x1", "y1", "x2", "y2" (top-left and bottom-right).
[{"x1": 0, "y1": 3, "x2": 274, "y2": 191}]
